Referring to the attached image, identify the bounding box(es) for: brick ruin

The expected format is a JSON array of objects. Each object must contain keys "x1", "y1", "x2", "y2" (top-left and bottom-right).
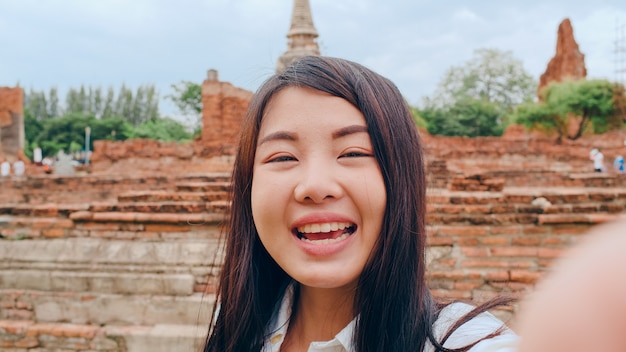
[
  {"x1": 2, "y1": 16, "x2": 626, "y2": 352},
  {"x1": 538, "y1": 17, "x2": 587, "y2": 98},
  {"x1": 89, "y1": 70, "x2": 252, "y2": 175},
  {"x1": 0, "y1": 87, "x2": 25, "y2": 163}
]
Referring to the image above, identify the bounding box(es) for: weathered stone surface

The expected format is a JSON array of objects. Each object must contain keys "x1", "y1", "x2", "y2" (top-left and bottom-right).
[
  {"x1": 538, "y1": 18, "x2": 587, "y2": 98},
  {"x1": 0, "y1": 270, "x2": 195, "y2": 295}
]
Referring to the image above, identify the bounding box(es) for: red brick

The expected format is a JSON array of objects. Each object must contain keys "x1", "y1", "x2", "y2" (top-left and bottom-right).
[
  {"x1": 462, "y1": 259, "x2": 510, "y2": 268},
  {"x1": 457, "y1": 237, "x2": 479, "y2": 246},
  {"x1": 490, "y1": 246, "x2": 539, "y2": 257},
  {"x1": 490, "y1": 225, "x2": 520, "y2": 235},
  {"x1": 480, "y1": 236, "x2": 509, "y2": 245},
  {"x1": 541, "y1": 236, "x2": 570, "y2": 245},
  {"x1": 538, "y1": 247, "x2": 565, "y2": 258},
  {"x1": 77, "y1": 222, "x2": 121, "y2": 231},
  {"x1": 430, "y1": 289, "x2": 472, "y2": 300},
  {"x1": 588, "y1": 213, "x2": 621, "y2": 224},
  {"x1": 30, "y1": 219, "x2": 57, "y2": 229},
  {"x1": 437, "y1": 205, "x2": 462, "y2": 214},
  {"x1": 485, "y1": 270, "x2": 510, "y2": 281},
  {"x1": 550, "y1": 224, "x2": 594, "y2": 235},
  {"x1": 538, "y1": 214, "x2": 589, "y2": 225},
  {"x1": 461, "y1": 247, "x2": 489, "y2": 257},
  {"x1": 511, "y1": 236, "x2": 541, "y2": 246},
  {"x1": 453, "y1": 282, "x2": 483, "y2": 290},
  {"x1": 490, "y1": 281, "x2": 533, "y2": 292},
  {"x1": 145, "y1": 224, "x2": 191, "y2": 233},
  {"x1": 69, "y1": 210, "x2": 93, "y2": 220},
  {"x1": 438, "y1": 226, "x2": 488, "y2": 236},
  {"x1": 463, "y1": 205, "x2": 492, "y2": 214},
  {"x1": 490, "y1": 205, "x2": 516, "y2": 213},
  {"x1": 427, "y1": 237, "x2": 454, "y2": 246},
  {"x1": 93, "y1": 212, "x2": 137, "y2": 222},
  {"x1": 42, "y1": 228, "x2": 65, "y2": 238},
  {"x1": 521, "y1": 225, "x2": 549, "y2": 235},
  {"x1": 15, "y1": 301, "x2": 31, "y2": 310},
  {"x1": 435, "y1": 258, "x2": 458, "y2": 268},
  {"x1": 510, "y1": 270, "x2": 543, "y2": 284}
]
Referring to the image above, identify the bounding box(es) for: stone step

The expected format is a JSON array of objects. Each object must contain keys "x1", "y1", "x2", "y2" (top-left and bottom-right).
[
  {"x1": 175, "y1": 181, "x2": 230, "y2": 192},
  {"x1": 426, "y1": 187, "x2": 626, "y2": 205},
  {"x1": 0, "y1": 203, "x2": 89, "y2": 217},
  {"x1": 426, "y1": 210, "x2": 623, "y2": 226},
  {"x1": 1, "y1": 289, "x2": 215, "y2": 326},
  {"x1": 117, "y1": 190, "x2": 228, "y2": 203},
  {"x1": 0, "y1": 269, "x2": 197, "y2": 295},
  {"x1": 0, "y1": 320, "x2": 208, "y2": 352},
  {"x1": 87, "y1": 200, "x2": 230, "y2": 214},
  {"x1": 0, "y1": 214, "x2": 225, "y2": 240},
  {"x1": 0, "y1": 238, "x2": 220, "y2": 266},
  {"x1": 0, "y1": 201, "x2": 229, "y2": 217},
  {"x1": 427, "y1": 201, "x2": 626, "y2": 216},
  {"x1": 0, "y1": 172, "x2": 231, "y2": 205},
  {"x1": 0, "y1": 238, "x2": 222, "y2": 295}
]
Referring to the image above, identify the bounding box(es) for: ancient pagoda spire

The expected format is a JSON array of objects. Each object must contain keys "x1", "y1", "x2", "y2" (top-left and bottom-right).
[{"x1": 276, "y1": 0, "x2": 321, "y2": 73}]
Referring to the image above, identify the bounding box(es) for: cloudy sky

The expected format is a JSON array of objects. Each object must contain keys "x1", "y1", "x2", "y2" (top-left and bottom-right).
[{"x1": 1, "y1": 0, "x2": 625, "y2": 119}]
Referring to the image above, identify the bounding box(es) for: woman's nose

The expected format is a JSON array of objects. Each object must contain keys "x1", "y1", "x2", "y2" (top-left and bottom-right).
[{"x1": 293, "y1": 161, "x2": 343, "y2": 203}]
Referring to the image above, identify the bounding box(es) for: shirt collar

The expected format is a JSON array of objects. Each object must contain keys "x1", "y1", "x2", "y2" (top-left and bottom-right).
[{"x1": 265, "y1": 283, "x2": 356, "y2": 352}]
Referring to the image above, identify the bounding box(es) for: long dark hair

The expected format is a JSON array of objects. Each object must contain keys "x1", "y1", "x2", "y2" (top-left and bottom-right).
[{"x1": 204, "y1": 56, "x2": 505, "y2": 351}]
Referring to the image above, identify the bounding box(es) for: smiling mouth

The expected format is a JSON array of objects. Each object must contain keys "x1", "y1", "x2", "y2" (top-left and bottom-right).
[{"x1": 293, "y1": 222, "x2": 357, "y2": 244}]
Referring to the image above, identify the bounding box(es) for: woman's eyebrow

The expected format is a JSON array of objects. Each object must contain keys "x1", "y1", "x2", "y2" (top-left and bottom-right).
[
  {"x1": 332, "y1": 125, "x2": 369, "y2": 139},
  {"x1": 258, "y1": 131, "x2": 297, "y2": 146}
]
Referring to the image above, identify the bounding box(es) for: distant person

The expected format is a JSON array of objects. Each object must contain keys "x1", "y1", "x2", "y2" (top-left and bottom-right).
[
  {"x1": 589, "y1": 148, "x2": 604, "y2": 172},
  {"x1": 13, "y1": 160, "x2": 25, "y2": 176},
  {"x1": 0, "y1": 159, "x2": 10, "y2": 177},
  {"x1": 517, "y1": 217, "x2": 626, "y2": 351},
  {"x1": 33, "y1": 147, "x2": 43, "y2": 166},
  {"x1": 614, "y1": 155, "x2": 624, "y2": 173},
  {"x1": 42, "y1": 157, "x2": 53, "y2": 174}
]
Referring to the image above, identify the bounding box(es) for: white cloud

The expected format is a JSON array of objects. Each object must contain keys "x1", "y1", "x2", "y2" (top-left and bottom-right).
[{"x1": 1, "y1": 0, "x2": 625, "y2": 115}]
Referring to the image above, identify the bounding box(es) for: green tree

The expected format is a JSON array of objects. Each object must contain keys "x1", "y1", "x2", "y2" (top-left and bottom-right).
[
  {"x1": 425, "y1": 48, "x2": 536, "y2": 113},
  {"x1": 167, "y1": 80, "x2": 202, "y2": 117},
  {"x1": 129, "y1": 117, "x2": 192, "y2": 142},
  {"x1": 48, "y1": 87, "x2": 60, "y2": 118},
  {"x1": 31, "y1": 113, "x2": 134, "y2": 157},
  {"x1": 516, "y1": 79, "x2": 622, "y2": 141},
  {"x1": 23, "y1": 111, "x2": 45, "y2": 160},
  {"x1": 102, "y1": 87, "x2": 115, "y2": 119},
  {"x1": 25, "y1": 89, "x2": 48, "y2": 120},
  {"x1": 420, "y1": 98, "x2": 505, "y2": 137}
]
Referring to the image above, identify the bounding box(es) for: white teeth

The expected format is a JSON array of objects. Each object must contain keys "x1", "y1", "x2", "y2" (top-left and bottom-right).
[
  {"x1": 301, "y1": 232, "x2": 351, "y2": 245},
  {"x1": 297, "y1": 222, "x2": 352, "y2": 234}
]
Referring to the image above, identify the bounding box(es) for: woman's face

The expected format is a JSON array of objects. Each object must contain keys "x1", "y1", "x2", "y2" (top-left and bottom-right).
[{"x1": 251, "y1": 87, "x2": 387, "y2": 290}]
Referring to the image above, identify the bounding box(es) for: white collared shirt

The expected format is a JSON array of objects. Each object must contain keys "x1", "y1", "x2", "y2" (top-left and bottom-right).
[{"x1": 262, "y1": 285, "x2": 518, "y2": 352}]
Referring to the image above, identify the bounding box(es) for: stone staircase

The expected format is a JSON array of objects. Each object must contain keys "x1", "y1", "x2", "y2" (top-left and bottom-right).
[
  {"x1": 0, "y1": 176, "x2": 229, "y2": 352},
  {"x1": 425, "y1": 186, "x2": 626, "y2": 308},
  {"x1": 2, "y1": 171, "x2": 626, "y2": 350}
]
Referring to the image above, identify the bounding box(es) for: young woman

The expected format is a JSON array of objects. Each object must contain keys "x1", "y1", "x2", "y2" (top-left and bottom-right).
[{"x1": 204, "y1": 56, "x2": 517, "y2": 352}]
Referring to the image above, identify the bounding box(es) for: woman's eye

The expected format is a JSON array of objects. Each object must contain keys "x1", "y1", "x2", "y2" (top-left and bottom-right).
[
  {"x1": 340, "y1": 151, "x2": 372, "y2": 158},
  {"x1": 268, "y1": 155, "x2": 297, "y2": 163}
]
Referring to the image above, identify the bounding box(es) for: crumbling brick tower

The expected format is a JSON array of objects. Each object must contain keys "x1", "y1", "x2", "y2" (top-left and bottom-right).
[{"x1": 0, "y1": 87, "x2": 25, "y2": 161}]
